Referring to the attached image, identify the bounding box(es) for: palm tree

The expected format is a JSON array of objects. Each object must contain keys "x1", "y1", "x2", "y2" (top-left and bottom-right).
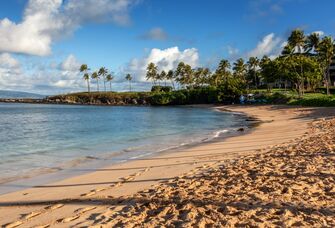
[
  {"x1": 80, "y1": 64, "x2": 88, "y2": 73},
  {"x1": 317, "y1": 36, "x2": 335, "y2": 95},
  {"x1": 288, "y1": 29, "x2": 305, "y2": 54},
  {"x1": 160, "y1": 70, "x2": 167, "y2": 86},
  {"x1": 166, "y1": 70, "x2": 175, "y2": 90},
  {"x1": 194, "y1": 67, "x2": 211, "y2": 87},
  {"x1": 98, "y1": 67, "x2": 108, "y2": 92},
  {"x1": 247, "y1": 57, "x2": 260, "y2": 88},
  {"x1": 106, "y1": 73, "x2": 114, "y2": 91},
  {"x1": 80, "y1": 64, "x2": 90, "y2": 93},
  {"x1": 125, "y1": 74, "x2": 133, "y2": 92},
  {"x1": 281, "y1": 44, "x2": 294, "y2": 56},
  {"x1": 91, "y1": 72, "x2": 100, "y2": 92},
  {"x1": 83, "y1": 73, "x2": 90, "y2": 93},
  {"x1": 175, "y1": 62, "x2": 194, "y2": 88},
  {"x1": 213, "y1": 59, "x2": 231, "y2": 86},
  {"x1": 287, "y1": 29, "x2": 306, "y2": 96},
  {"x1": 304, "y1": 32, "x2": 320, "y2": 54},
  {"x1": 233, "y1": 58, "x2": 247, "y2": 81},
  {"x1": 146, "y1": 63, "x2": 158, "y2": 85}
]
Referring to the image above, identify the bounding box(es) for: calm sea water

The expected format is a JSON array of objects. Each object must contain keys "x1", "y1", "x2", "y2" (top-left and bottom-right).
[{"x1": 0, "y1": 103, "x2": 244, "y2": 184}]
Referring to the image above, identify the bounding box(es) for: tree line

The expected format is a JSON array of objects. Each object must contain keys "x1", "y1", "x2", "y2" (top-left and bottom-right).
[
  {"x1": 145, "y1": 29, "x2": 334, "y2": 96},
  {"x1": 80, "y1": 29, "x2": 334, "y2": 96},
  {"x1": 79, "y1": 66, "x2": 133, "y2": 92}
]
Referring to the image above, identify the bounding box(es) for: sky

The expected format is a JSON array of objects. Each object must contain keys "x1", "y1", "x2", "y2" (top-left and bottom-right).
[{"x1": 0, "y1": 0, "x2": 335, "y2": 95}]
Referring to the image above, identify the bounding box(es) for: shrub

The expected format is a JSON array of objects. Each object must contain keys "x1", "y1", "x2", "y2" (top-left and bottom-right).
[
  {"x1": 151, "y1": 86, "x2": 173, "y2": 93},
  {"x1": 289, "y1": 95, "x2": 335, "y2": 106}
]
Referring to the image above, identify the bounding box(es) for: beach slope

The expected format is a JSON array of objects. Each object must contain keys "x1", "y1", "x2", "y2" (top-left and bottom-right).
[{"x1": 0, "y1": 105, "x2": 334, "y2": 227}]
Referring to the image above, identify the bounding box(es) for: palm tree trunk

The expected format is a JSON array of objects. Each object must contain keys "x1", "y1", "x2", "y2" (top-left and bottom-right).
[
  {"x1": 110, "y1": 82, "x2": 112, "y2": 91},
  {"x1": 129, "y1": 81, "x2": 132, "y2": 92},
  {"x1": 97, "y1": 79, "x2": 99, "y2": 92},
  {"x1": 327, "y1": 67, "x2": 331, "y2": 95},
  {"x1": 87, "y1": 80, "x2": 90, "y2": 93},
  {"x1": 254, "y1": 72, "x2": 257, "y2": 88},
  {"x1": 171, "y1": 80, "x2": 175, "y2": 90},
  {"x1": 103, "y1": 76, "x2": 106, "y2": 92}
]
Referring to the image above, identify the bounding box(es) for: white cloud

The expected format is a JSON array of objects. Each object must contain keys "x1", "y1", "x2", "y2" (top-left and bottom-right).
[
  {"x1": 125, "y1": 47, "x2": 199, "y2": 82},
  {"x1": 0, "y1": 0, "x2": 138, "y2": 56},
  {"x1": 227, "y1": 46, "x2": 239, "y2": 56},
  {"x1": 60, "y1": 54, "x2": 81, "y2": 72},
  {"x1": 247, "y1": 33, "x2": 282, "y2": 58},
  {"x1": 0, "y1": 53, "x2": 20, "y2": 69},
  {"x1": 0, "y1": 54, "x2": 85, "y2": 94},
  {"x1": 311, "y1": 31, "x2": 324, "y2": 37},
  {"x1": 139, "y1": 27, "x2": 168, "y2": 41}
]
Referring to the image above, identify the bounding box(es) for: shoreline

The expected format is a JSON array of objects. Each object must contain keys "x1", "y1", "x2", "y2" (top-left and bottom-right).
[
  {"x1": 1, "y1": 105, "x2": 334, "y2": 227},
  {"x1": 0, "y1": 105, "x2": 250, "y2": 194}
]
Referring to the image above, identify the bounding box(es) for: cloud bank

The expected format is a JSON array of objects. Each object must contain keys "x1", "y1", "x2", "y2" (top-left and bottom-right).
[
  {"x1": 125, "y1": 47, "x2": 199, "y2": 82},
  {"x1": 0, "y1": 0, "x2": 138, "y2": 56},
  {"x1": 246, "y1": 33, "x2": 282, "y2": 58}
]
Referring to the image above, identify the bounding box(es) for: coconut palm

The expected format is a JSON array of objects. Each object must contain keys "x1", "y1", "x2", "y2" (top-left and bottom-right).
[
  {"x1": 287, "y1": 29, "x2": 306, "y2": 96},
  {"x1": 317, "y1": 36, "x2": 335, "y2": 95},
  {"x1": 166, "y1": 70, "x2": 175, "y2": 90},
  {"x1": 281, "y1": 44, "x2": 294, "y2": 56},
  {"x1": 80, "y1": 64, "x2": 88, "y2": 73},
  {"x1": 288, "y1": 29, "x2": 305, "y2": 53},
  {"x1": 80, "y1": 64, "x2": 90, "y2": 93},
  {"x1": 247, "y1": 57, "x2": 260, "y2": 88},
  {"x1": 304, "y1": 32, "x2": 320, "y2": 54},
  {"x1": 106, "y1": 73, "x2": 114, "y2": 91},
  {"x1": 175, "y1": 62, "x2": 194, "y2": 88},
  {"x1": 233, "y1": 58, "x2": 247, "y2": 81},
  {"x1": 125, "y1": 74, "x2": 133, "y2": 92},
  {"x1": 98, "y1": 67, "x2": 108, "y2": 92},
  {"x1": 194, "y1": 67, "x2": 211, "y2": 87},
  {"x1": 159, "y1": 70, "x2": 167, "y2": 86},
  {"x1": 91, "y1": 72, "x2": 100, "y2": 92},
  {"x1": 83, "y1": 73, "x2": 90, "y2": 93},
  {"x1": 213, "y1": 59, "x2": 231, "y2": 86},
  {"x1": 146, "y1": 62, "x2": 158, "y2": 85}
]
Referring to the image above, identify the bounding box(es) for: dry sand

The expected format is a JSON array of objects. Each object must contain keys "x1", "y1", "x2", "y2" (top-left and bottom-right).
[{"x1": 0, "y1": 105, "x2": 334, "y2": 227}]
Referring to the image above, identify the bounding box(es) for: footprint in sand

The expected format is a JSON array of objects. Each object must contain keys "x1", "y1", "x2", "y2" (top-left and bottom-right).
[
  {"x1": 35, "y1": 225, "x2": 50, "y2": 228},
  {"x1": 22, "y1": 211, "x2": 42, "y2": 220},
  {"x1": 4, "y1": 221, "x2": 23, "y2": 228},
  {"x1": 45, "y1": 204, "x2": 64, "y2": 210},
  {"x1": 4, "y1": 203, "x2": 65, "y2": 228},
  {"x1": 75, "y1": 206, "x2": 97, "y2": 214},
  {"x1": 59, "y1": 215, "x2": 80, "y2": 223}
]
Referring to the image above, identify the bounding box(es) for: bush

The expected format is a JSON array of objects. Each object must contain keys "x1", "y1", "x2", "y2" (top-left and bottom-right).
[
  {"x1": 316, "y1": 87, "x2": 335, "y2": 95},
  {"x1": 151, "y1": 86, "x2": 173, "y2": 93},
  {"x1": 149, "y1": 86, "x2": 242, "y2": 105},
  {"x1": 265, "y1": 92, "x2": 291, "y2": 104},
  {"x1": 289, "y1": 94, "x2": 335, "y2": 106}
]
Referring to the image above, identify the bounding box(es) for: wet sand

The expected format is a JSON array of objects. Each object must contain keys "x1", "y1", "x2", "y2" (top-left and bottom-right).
[{"x1": 0, "y1": 105, "x2": 334, "y2": 227}]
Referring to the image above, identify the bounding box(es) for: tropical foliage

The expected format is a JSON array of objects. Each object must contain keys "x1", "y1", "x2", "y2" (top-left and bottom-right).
[{"x1": 77, "y1": 29, "x2": 335, "y2": 105}]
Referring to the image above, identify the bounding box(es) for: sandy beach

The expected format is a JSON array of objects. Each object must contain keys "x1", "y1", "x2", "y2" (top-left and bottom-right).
[{"x1": 0, "y1": 105, "x2": 334, "y2": 227}]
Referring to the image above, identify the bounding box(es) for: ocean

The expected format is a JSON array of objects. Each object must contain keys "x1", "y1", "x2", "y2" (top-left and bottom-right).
[{"x1": 0, "y1": 103, "x2": 244, "y2": 186}]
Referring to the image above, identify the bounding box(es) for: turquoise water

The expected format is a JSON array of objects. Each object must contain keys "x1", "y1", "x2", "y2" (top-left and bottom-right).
[{"x1": 0, "y1": 103, "x2": 244, "y2": 184}]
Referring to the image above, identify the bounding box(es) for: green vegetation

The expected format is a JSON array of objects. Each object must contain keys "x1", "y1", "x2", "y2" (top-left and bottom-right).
[
  {"x1": 70, "y1": 29, "x2": 335, "y2": 106},
  {"x1": 289, "y1": 93, "x2": 335, "y2": 106}
]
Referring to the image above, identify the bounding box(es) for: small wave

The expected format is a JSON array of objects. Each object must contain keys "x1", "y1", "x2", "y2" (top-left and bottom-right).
[{"x1": 213, "y1": 129, "x2": 229, "y2": 138}]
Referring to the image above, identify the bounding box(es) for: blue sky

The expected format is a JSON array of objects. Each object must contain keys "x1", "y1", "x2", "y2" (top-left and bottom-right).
[{"x1": 0, "y1": 0, "x2": 334, "y2": 94}]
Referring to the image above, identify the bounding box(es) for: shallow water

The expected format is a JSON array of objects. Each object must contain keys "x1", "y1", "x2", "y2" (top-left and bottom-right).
[{"x1": 0, "y1": 103, "x2": 244, "y2": 184}]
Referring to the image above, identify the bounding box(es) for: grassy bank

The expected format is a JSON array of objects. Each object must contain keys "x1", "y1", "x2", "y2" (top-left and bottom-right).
[
  {"x1": 47, "y1": 87, "x2": 335, "y2": 107},
  {"x1": 46, "y1": 86, "x2": 241, "y2": 106}
]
